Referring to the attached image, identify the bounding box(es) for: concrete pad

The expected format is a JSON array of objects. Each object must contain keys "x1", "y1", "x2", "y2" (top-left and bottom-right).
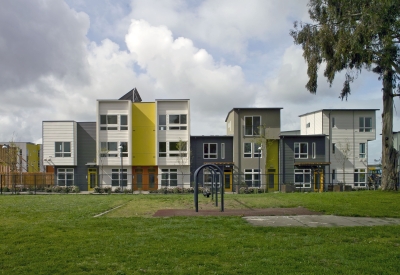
[{"x1": 243, "y1": 215, "x2": 400, "y2": 227}]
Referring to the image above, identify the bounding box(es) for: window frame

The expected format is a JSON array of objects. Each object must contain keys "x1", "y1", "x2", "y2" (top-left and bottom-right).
[
  {"x1": 354, "y1": 168, "x2": 366, "y2": 187},
  {"x1": 294, "y1": 169, "x2": 311, "y2": 188},
  {"x1": 294, "y1": 142, "x2": 308, "y2": 159},
  {"x1": 359, "y1": 117, "x2": 372, "y2": 132},
  {"x1": 57, "y1": 168, "x2": 74, "y2": 186},
  {"x1": 244, "y1": 168, "x2": 261, "y2": 187},
  {"x1": 111, "y1": 168, "x2": 128, "y2": 187},
  {"x1": 161, "y1": 168, "x2": 178, "y2": 187},
  {"x1": 203, "y1": 143, "x2": 217, "y2": 159},
  {"x1": 55, "y1": 142, "x2": 71, "y2": 158},
  {"x1": 244, "y1": 116, "x2": 261, "y2": 136},
  {"x1": 168, "y1": 114, "x2": 187, "y2": 130},
  {"x1": 359, "y1": 143, "x2": 366, "y2": 159}
]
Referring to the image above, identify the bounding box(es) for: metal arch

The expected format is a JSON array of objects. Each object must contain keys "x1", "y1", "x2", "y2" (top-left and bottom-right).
[{"x1": 194, "y1": 164, "x2": 224, "y2": 212}]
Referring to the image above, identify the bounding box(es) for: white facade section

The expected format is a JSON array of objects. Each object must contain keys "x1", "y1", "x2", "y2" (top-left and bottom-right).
[
  {"x1": 42, "y1": 121, "x2": 77, "y2": 166},
  {"x1": 156, "y1": 100, "x2": 190, "y2": 167},
  {"x1": 96, "y1": 100, "x2": 132, "y2": 166},
  {"x1": 299, "y1": 109, "x2": 377, "y2": 188}
]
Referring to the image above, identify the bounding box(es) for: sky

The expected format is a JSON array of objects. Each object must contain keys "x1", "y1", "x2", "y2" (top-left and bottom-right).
[{"x1": 1, "y1": 0, "x2": 398, "y2": 164}]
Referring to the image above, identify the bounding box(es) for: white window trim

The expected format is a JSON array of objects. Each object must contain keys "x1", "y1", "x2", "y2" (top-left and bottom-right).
[
  {"x1": 57, "y1": 168, "x2": 74, "y2": 186},
  {"x1": 294, "y1": 169, "x2": 311, "y2": 188},
  {"x1": 203, "y1": 143, "x2": 218, "y2": 159},
  {"x1": 55, "y1": 142, "x2": 71, "y2": 158},
  {"x1": 354, "y1": 168, "x2": 366, "y2": 187},
  {"x1": 244, "y1": 116, "x2": 261, "y2": 136},
  {"x1": 244, "y1": 168, "x2": 261, "y2": 187},
  {"x1": 161, "y1": 169, "x2": 178, "y2": 187},
  {"x1": 294, "y1": 142, "x2": 308, "y2": 159}
]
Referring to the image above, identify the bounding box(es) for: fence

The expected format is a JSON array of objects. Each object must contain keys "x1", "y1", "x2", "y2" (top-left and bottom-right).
[
  {"x1": 0, "y1": 173, "x2": 54, "y2": 193},
  {"x1": 0, "y1": 171, "x2": 391, "y2": 194}
]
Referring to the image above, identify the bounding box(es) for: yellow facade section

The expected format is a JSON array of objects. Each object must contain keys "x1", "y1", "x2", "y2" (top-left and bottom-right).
[
  {"x1": 26, "y1": 144, "x2": 40, "y2": 172},
  {"x1": 132, "y1": 103, "x2": 156, "y2": 165},
  {"x1": 265, "y1": 139, "x2": 279, "y2": 191}
]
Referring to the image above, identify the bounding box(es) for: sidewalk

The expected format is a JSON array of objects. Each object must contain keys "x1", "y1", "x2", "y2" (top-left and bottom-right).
[{"x1": 243, "y1": 215, "x2": 400, "y2": 227}]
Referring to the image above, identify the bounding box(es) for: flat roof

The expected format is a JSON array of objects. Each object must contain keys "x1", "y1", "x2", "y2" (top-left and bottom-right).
[
  {"x1": 299, "y1": 109, "x2": 379, "y2": 117},
  {"x1": 225, "y1": 107, "x2": 283, "y2": 122}
]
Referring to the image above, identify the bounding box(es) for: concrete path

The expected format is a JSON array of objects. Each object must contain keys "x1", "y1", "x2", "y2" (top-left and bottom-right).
[{"x1": 243, "y1": 215, "x2": 400, "y2": 227}]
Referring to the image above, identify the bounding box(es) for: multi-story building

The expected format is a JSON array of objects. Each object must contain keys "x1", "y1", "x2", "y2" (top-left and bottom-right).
[
  {"x1": 279, "y1": 133, "x2": 327, "y2": 192},
  {"x1": 190, "y1": 135, "x2": 234, "y2": 191},
  {"x1": 299, "y1": 109, "x2": 378, "y2": 189},
  {"x1": 225, "y1": 108, "x2": 281, "y2": 191},
  {"x1": 1, "y1": 142, "x2": 41, "y2": 173}
]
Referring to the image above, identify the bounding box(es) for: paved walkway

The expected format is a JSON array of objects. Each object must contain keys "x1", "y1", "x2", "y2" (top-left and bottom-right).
[{"x1": 243, "y1": 215, "x2": 400, "y2": 227}]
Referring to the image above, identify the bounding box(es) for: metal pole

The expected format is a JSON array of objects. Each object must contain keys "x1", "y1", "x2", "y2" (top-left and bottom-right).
[
  {"x1": 119, "y1": 144, "x2": 122, "y2": 191},
  {"x1": 1, "y1": 174, "x2": 2, "y2": 195},
  {"x1": 258, "y1": 149, "x2": 261, "y2": 189}
]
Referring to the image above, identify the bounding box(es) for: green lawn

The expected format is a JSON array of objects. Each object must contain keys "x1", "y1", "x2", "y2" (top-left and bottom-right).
[{"x1": 0, "y1": 192, "x2": 399, "y2": 274}]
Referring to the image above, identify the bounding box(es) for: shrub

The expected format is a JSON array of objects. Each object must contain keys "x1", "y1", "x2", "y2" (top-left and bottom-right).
[{"x1": 114, "y1": 187, "x2": 122, "y2": 193}]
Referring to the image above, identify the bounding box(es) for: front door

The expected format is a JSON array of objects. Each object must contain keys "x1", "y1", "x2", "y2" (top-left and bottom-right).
[
  {"x1": 88, "y1": 168, "x2": 97, "y2": 191},
  {"x1": 224, "y1": 170, "x2": 232, "y2": 192},
  {"x1": 314, "y1": 170, "x2": 324, "y2": 192},
  {"x1": 133, "y1": 167, "x2": 158, "y2": 191}
]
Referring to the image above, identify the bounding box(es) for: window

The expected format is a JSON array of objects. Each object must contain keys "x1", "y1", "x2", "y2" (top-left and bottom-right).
[
  {"x1": 100, "y1": 142, "x2": 127, "y2": 157},
  {"x1": 244, "y1": 143, "x2": 252, "y2": 158},
  {"x1": 294, "y1": 169, "x2": 311, "y2": 188},
  {"x1": 57, "y1": 168, "x2": 74, "y2": 186},
  {"x1": 359, "y1": 117, "x2": 372, "y2": 132},
  {"x1": 120, "y1": 115, "x2": 128, "y2": 130},
  {"x1": 294, "y1": 142, "x2": 308, "y2": 159},
  {"x1": 55, "y1": 142, "x2": 71, "y2": 157},
  {"x1": 169, "y1": 114, "x2": 187, "y2": 130},
  {"x1": 120, "y1": 142, "x2": 128, "y2": 157},
  {"x1": 332, "y1": 117, "x2": 335, "y2": 128},
  {"x1": 332, "y1": 169, "x2": 336, "y2": 181},
  {"x1": 306, "y1": 122, "x2": 310, "y2": 128},
  {"x1": 203, "y1": 169, "x2": 221, "y2": 187},
  {"x1": 161, "y1": 169, "x2": 178, "y2": 187},
  {"x1": 159, "y1": 115, "x2": 166, "y2": 130},
  {"x1": 159, "y1": 141, "x2": 187, "y2": 157},
  {"x1": 244, "y1": 116, "x2": 261, "y2": 136},
  {"x1": 100, "y1": 115, "x2": 118, "y2": 130},
  {"x1": 253, "y1": 143, "x2": 262, "y2": 158},
  {"x1": 111, "y1": 169, "x2": 127, "y2": 187},
  {"x1": 359, "y1": 143, "x2": 366, "y2": 158},
  {"x1": 312, "y1": 142, "x2": 316, "y2": 159},
  {"x1": 204, "y1": 143, "x2": 217, "y2": 159},
  {"x1": 332, "y1": 143, "x2": 336, "y2": 154},
  {"x1": 244, "y1": 169, "x2": 261, "y2": 187},
  {"x1": 221, "y1": 143, "x2": 225, "y2": 159},
  {"x1": 159, "y1": 142, "x2": 166, "y2": 157},
  {"x1": 354, "y1": 168, "x2": 366, "y2": 187}
]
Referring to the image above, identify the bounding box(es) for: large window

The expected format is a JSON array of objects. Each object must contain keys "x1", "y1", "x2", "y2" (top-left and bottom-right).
[
  {"x1": 359, "y1": 143, "x2": 366, "y2": 158},
  {"x1": 203, "y1": 143, "x2": 217, "y2": 159},
  {"x1": 100, "y1": 142, "x2": 128, "y2": 157},
  {"x1": 203, "y1": 170, "x2": 221, "y2": 187},
  {"x1": 294, "y1": 169, "x2": 311, "y2": 188},
  {"x1": 294, "y1": 142, "x2": 308, "y2": 159},
  {"x1": 253, "y1": 143, "x2": 262, "y2": 158},
  {"x1": 159, "y1": 141, "x2": 187, "y2": 157},
  {"x1": 57, "y1": 168, "x2": 74, "y2": 186},
  {"x1": 244, "y1": 143, "x2": 252, "y2": 158},
  {"x1": 244, "y1": 116, "x2": 261, "y2": 136},
  {"x1": 55, "y1": 142, "x2": 71, "y2": 157},
  {"x1": 359, "y1": 117, "x2": 372, "y2": 132},
  {"x1": 161, "y1": 169, "x2": 178, "y2": 187},
  {"x1": 244, "y1": 169, "x2": 261, "y2": 187},
  {"x1": 100, "y1": 115, "x2": 127, "y2": 130},
  {"x1": 111, "y1": 169, "x2": 127, "y2": 187},
  {"x1": 168, "y1": 114, "x2": 187, "y2": 130},
  {"x1": 354, "y1": 168, "x2": 366, "y2": 187}
]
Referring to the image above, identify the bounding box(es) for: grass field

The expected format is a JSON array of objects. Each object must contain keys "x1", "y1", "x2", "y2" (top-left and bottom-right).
[{"x1": 0, "y1": 191, "x2": 399, "y2": 274}]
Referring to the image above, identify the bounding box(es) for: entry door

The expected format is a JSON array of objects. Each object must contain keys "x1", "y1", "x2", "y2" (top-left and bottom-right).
[
  {"x1": 224, "y1": 170, "x2": 232, "y2": 192},
  {"x1": 133, "y1": 167, "x2": 158, "y2": 191},
  {"x1": 314, "y1": 170, "x2": 324, "y2": 192},
  {"x1": 88, "y1": 168, "x2": 97, "y2": 191}
]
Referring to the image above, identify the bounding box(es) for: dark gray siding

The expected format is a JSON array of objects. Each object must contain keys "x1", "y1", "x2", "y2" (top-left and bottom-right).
[
  {"x1": 190, "y1": 136, "x2": 233, "y2": 183},
  {"x1": 280, "y1": 135, "x2": 326, "y2": 184},
  {"x1": 76, "y1": 122, "x2": 97, "y2": 191}
]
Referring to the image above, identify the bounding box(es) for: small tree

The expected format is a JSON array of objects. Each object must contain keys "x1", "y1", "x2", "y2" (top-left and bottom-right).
[{"x1": 176, "y1": 139, "x2": 188, "y2": 187}]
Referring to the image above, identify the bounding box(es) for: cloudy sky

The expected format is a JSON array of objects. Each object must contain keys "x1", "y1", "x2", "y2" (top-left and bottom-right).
[{"x1": 1, "y1": 0, "x2": 397, "y2": 163}]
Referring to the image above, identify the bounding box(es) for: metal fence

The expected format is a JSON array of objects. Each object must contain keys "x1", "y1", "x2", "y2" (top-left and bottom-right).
[{"x1": 0, "y1": 171, "x2": 392, "y2": 194}]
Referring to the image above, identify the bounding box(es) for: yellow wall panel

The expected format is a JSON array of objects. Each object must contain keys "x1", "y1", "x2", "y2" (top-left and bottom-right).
[
  {"x1": 266, "y1": 139, "x2": 279, "y2": 191},
  {"x1": 132, "y1": 103, "x2": 156, "y2": 165}
]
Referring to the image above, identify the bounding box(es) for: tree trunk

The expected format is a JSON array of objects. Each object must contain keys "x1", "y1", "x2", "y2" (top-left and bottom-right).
[{"x1": 381, "y1": 69, "x2": 398, "y2": 190}]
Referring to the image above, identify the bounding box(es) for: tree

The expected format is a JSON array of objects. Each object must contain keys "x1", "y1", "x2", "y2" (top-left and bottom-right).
[{"x1": 290, "y1": 0, "x2": 400, "y2": 190}]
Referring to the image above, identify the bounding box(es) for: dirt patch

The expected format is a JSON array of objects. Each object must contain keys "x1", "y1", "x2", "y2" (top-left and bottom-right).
[{"x1": 153, "y1": 207, "x2": 322, "y2": 217}]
